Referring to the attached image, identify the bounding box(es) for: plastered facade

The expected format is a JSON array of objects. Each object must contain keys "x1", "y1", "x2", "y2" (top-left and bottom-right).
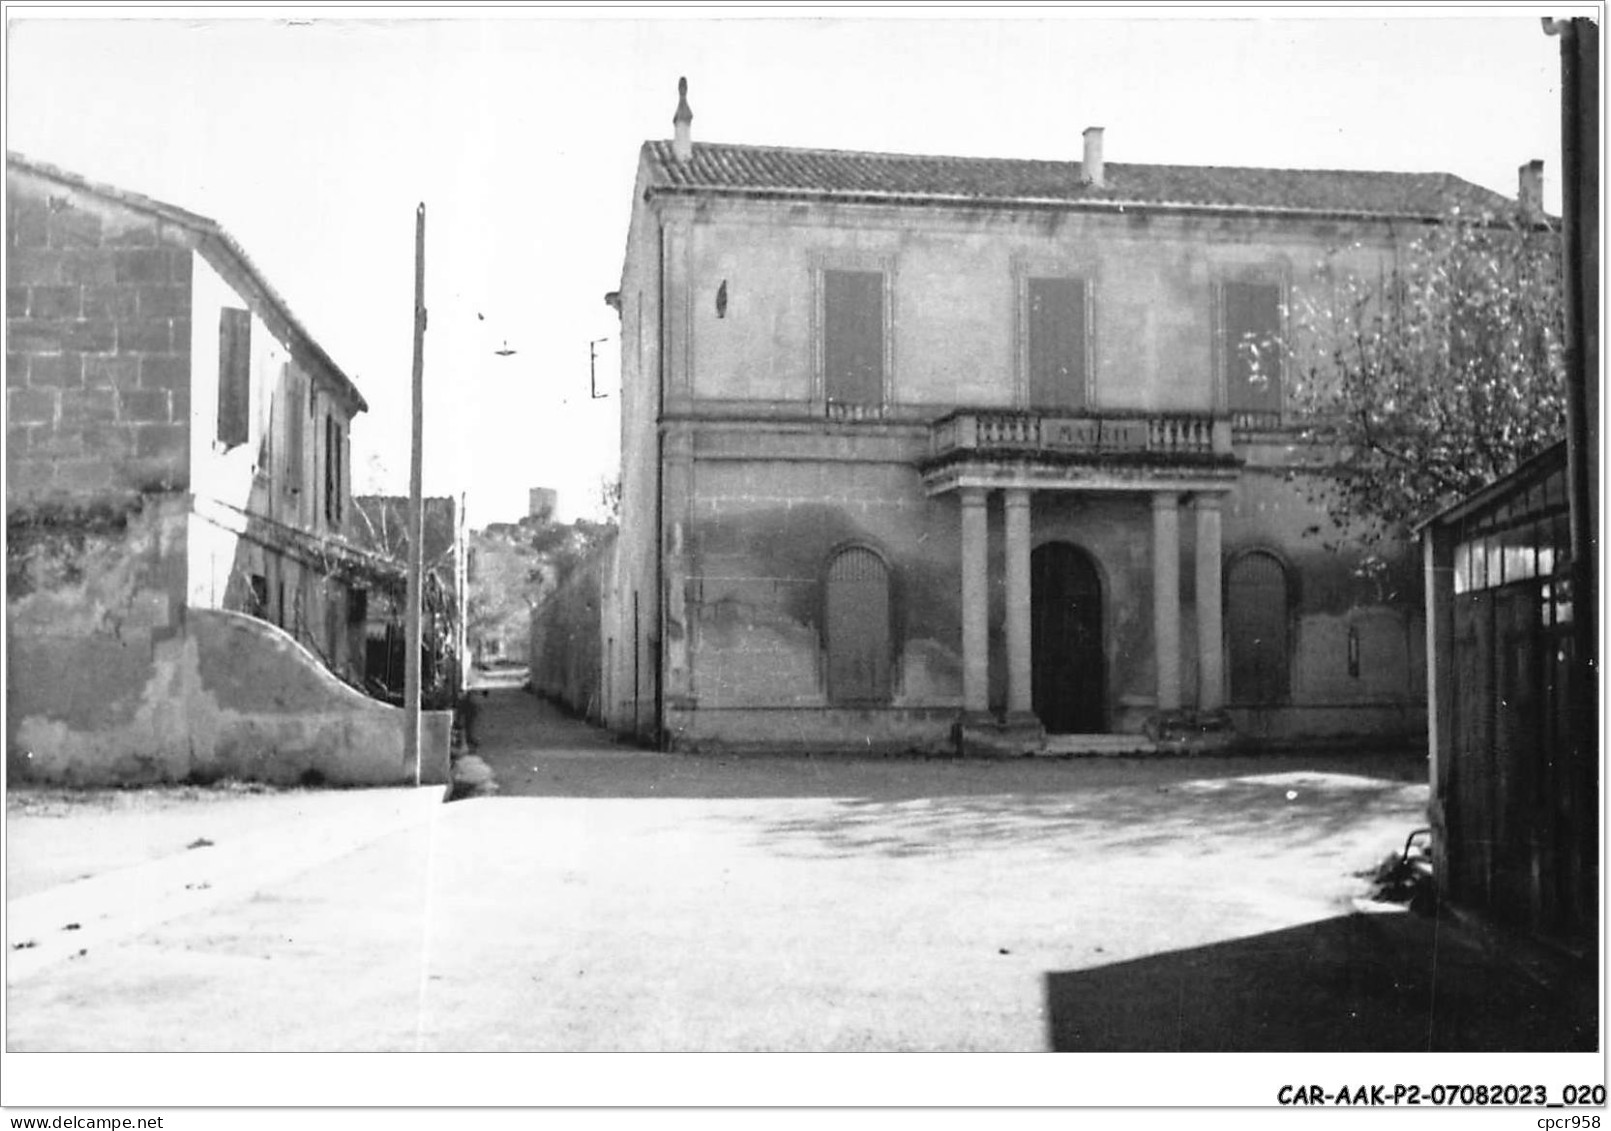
[{"x1": 599, "y1": 145, "x2": 1447, "y2": 753}]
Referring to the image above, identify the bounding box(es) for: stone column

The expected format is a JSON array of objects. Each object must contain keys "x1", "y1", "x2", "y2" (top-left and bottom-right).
[
  {"x1": 1003, "y1": 488, "x2": 1033, "y2": 716},
  {"x1": 1195, "y1": 493, "x2": 1225, "y2": 711},
  {"x1": 960, "y1": 487, "x2": 990, "y2": 715},
  {"x1": 1152, "y1": 491, "x2": 1181, "y2": 713}
]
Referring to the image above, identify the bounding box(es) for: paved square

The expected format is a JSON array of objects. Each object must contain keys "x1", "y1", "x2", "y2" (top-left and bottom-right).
[{"x1": 6, "y1": 692, "x2": 1467, "y2": 1053}]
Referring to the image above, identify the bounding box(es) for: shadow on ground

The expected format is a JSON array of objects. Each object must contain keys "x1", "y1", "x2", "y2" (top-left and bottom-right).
[
  {"x1": 731, "y1": 773, "x2": 1426, "y2": 859},
  {"x1": 459, "y1": 690, "x2": 1430, "y2": 862},
  {"x1": 1045, "y1": 910, "x2": 1598, "y2": 1052},
  {"x1": 469, "y1": 689, "x2": 1427, "y2": 810}
]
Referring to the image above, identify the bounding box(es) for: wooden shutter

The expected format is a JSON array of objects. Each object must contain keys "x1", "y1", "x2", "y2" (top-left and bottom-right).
[
  {"x1": 1222, "y1": 282, "x2": 1282, "y2": 412},
  {"x1": 1028, "y1": 277, "x2": 1087, "y2": 409},
  {"x1": 324, "y1": 415, "x2": 335, "y2": 524},
  {"x1": 335, "y1": 422, "x2": 345, "y2": 525},
  {"x1": 824, "y1": 270, "x2": 884, "y2": 405},
  {"x1": 1227, "y1": 552, "x2": 1290, "y2": 704},
  {"x1": 217, "y1": 308, "x2": 251, "y2": 448},
  {"x1": 285, "y1": 373, "x2": 304, "y2": 499},
  {"x1": 825, "y1": 546, "x2": 892, "y2": 704}
]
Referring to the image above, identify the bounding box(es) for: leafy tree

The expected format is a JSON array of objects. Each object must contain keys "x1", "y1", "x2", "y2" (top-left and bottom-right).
[
  {"x1": 1259, "y1": 211, "x2": 1566, "y2": 545},
  {"x1": 598, "y1": 474, "x2": 622, "y2": 524},
  {"x1": 524, "y1": 516, "x2": 614, "y2": 588}
]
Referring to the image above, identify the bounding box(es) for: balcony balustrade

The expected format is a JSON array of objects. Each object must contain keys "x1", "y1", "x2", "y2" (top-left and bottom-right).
[{"x1": 929, "y1": 408, "x2": 1233, "y2": 461}]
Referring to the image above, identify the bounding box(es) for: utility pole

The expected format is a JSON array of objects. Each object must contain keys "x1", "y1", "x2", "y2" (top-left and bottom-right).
[
  {"x1": 1544, "y1": 16, "x2": 1600, "y2": 929},
  {"x1": 406, "y1": 203, "x2": 427, "y2": 785}
]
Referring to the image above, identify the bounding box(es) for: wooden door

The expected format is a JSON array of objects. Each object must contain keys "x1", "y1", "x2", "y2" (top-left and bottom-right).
[
  {"x1": 1031, "y1": 543, "x2": 1105, "y2": 733},
  {"x1": 1227, "y1": 552, "x2": 1291, "y2": 704}
]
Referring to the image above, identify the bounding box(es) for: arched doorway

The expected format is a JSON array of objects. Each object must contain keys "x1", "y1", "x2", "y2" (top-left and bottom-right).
[
  {"x1": 824, "y1": 545, "x2": 893, "y2": 705},
  {"x1": 1226, "y1": 551, "x2": 1291, "y2": 705},
  {"x1": 1031, "y1": 542, "x2": 1105, "y2": 733}
]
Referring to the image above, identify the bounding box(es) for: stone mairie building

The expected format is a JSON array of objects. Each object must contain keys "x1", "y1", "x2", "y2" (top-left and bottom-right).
[{"x1": 598, "y1": 81, "x2": 1528, "y2": 754}]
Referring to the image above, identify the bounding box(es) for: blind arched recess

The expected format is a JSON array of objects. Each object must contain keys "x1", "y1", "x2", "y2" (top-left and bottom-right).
[{"x1": 825, "y1": 546, "x2": 893, "y2": 705}]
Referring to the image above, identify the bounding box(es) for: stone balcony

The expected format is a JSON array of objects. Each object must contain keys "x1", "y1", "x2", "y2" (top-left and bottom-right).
[{"x1": 920, "y1": 408, "x2": 1242, "y2": 495}]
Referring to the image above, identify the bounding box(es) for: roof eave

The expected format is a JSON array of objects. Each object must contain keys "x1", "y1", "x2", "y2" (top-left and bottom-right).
[
  {"x1": 1413, "y1": 439, "x2": 1570, "y2": 533},
  {"x1": 196, "y1": 229, "x2": 370, "y2": 415},
  {"x1": 640, "y1": 182, "x2": 1461, "y2": 225}
]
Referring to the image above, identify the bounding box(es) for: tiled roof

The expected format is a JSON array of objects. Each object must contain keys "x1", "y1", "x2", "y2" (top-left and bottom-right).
[
  {"x1": 6, "y1": 151, "x2": 367, "y2": 413},
  {"x1": 642, "y1": 140, "x2": 1516, "y2": 219}
]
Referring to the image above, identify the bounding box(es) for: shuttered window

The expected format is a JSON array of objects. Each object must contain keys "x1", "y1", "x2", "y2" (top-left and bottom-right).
[
  {"x1": 324, "y1": 416, "x2": 344, "y2": 527},
  {"x1": 284, "y1": 373, "x2": 304, "y2": 499},
  {"x1": 1028, "y1": 277, "x2": 1087, "y2": 409},
  {"x1": 1227, "y1": 551, "x2": 1291, "y2": 704},
  {"x1": 1221, "y1": 282, "x2": 1283, "y2": 413},
  {"x1": 217, "y1": 308, "x2": 251, "y2": 448},
  {"x1": 824, "y1": 270, "x2": 884, "y2": 406},
  {"x1": 334, "y1": 422, "x2": 344, "y2": 525},
  {"x1": 825, "y1": 546, "x2": 892, "y2": 704},
  {"x1": 324, "y1": 416, "x2": 335, "y2": 524}
]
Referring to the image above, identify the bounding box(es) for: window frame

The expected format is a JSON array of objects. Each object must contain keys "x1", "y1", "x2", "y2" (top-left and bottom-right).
[
  {"x1": 1212, "y1": 270, "x2": 1290, "y2": 420},
  {"x1": 1016, "y1": 260, "x2": 1097, "y2": 411},
  {"x1": 811, "y1": 251, "x2": 896, "y2": 415}
]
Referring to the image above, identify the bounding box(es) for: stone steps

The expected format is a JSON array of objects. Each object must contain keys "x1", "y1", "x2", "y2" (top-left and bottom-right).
[{"x1": 1038, "y1": 734, "x2": 1161, "y2": 757}]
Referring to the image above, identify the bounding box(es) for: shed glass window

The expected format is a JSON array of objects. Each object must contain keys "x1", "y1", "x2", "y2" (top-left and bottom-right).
[
  {"x1": 1452, "y1": 510, "x2": 1570, "y2": 595},
  {"x1": 823, "y1": 270, "x2": 884, "y2": 406}
]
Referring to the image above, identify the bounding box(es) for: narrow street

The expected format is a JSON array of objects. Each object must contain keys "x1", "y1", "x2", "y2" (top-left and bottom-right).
[{"x1": 5, "y1": 689, "x2": 1595, "y2": 1054}]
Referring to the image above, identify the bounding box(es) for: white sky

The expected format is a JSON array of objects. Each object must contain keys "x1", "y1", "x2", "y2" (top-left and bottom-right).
[{"x1": 4, "y1": 6, "x2": 1583, "y2": 530}]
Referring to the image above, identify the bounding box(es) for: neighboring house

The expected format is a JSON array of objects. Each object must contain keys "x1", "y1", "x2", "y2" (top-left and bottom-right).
[
  {"x1": 598, "y1": 82, "x2": 1525, "y2": 754},
  {"x1": 5, "y1": 153, "x2": 450, "y2": 785},
  {"x1": 350, "y1": 494, "x2": 467, "y2": 708},
  {"x1": 1420, "y1": 443, "x2": 1594, "y2": 939}
]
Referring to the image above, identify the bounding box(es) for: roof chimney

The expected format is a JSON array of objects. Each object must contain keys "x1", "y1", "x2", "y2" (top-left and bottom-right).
[
  {"x1": 1082, "y1": 126, "x2": 1105, "y2": 188},
  {"x1": 1518, "y1": 159, "x2": 1544, "y2": 221},
  {"x1": 672, "y1": 77, "x2": 693, "y2": 162}
]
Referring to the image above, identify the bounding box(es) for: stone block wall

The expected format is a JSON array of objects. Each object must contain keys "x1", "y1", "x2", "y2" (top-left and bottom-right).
[{"x1": 7, "y1": 169, "x2": 194, "y2": 508}]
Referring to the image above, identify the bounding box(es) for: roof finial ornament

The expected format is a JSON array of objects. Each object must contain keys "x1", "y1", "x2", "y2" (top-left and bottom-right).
[{"x1": 673, "y1": 76, "x2": 694, "y2": 161}]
